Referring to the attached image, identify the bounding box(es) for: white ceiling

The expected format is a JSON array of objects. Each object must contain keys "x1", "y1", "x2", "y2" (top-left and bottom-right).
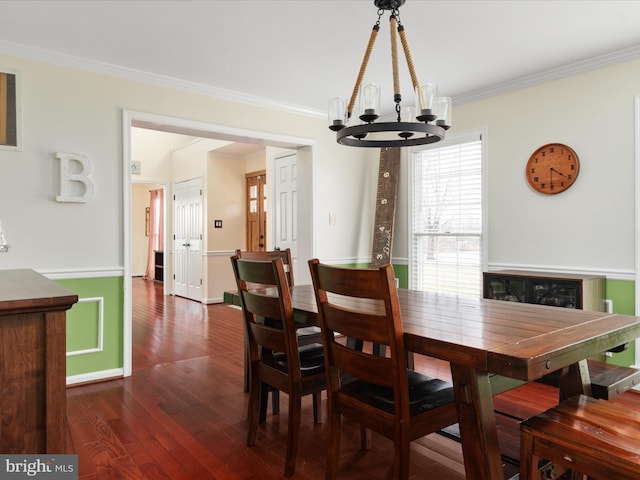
[{"x1": 2, "y1": 1, "x2": 640, "y2": 118}]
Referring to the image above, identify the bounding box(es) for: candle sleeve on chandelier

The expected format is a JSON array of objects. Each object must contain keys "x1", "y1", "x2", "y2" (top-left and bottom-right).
[
  {"x1": 401, "y1": 106, "x2": 415, "y2": 122},
  {"x1": 328, "y1": 97, "x2": 346, "y2": 131},
  {"x1": 433, "y1": 96, "x2": 452, "y2": 128},
  {"x1": 416, "y1": 83, "x2": 437, "y2": 115},
  {"x1": 0, "y1": 222, "x2": 8, "y2": 253}
]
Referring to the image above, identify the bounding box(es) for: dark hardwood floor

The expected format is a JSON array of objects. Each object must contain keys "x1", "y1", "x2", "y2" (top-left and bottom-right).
[{"x1": 65, "y1": 278, "x2": 640, "y2": 479}]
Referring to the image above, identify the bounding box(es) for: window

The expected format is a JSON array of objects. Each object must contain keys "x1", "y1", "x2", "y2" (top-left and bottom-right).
[{"x1": 411, "y1": 132, "x2": 484, "y2": 297}]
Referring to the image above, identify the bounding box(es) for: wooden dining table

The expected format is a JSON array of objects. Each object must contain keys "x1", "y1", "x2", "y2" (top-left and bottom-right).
[{"x1": 226, "y1": 284, "x2": 640, "y2": 480}]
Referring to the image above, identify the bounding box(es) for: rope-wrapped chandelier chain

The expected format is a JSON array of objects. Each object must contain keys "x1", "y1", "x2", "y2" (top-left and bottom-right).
[
  {"x1": 397, "y1": 25, "x2": 420, "y2": 92},
  {"x1": 347, "y1": 15, "x2": 382, "y2": 118},
  {"x1": 389, "y1": 13, "x2": 401, "y2": 104}
]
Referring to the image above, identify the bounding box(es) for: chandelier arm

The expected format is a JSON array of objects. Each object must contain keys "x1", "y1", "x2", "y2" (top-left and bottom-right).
[
  {"x1": 398, "y1": 25, "x2": 421, "y2": 92},
  {"x1": 390, "y1": 14, "x2": 401, "y2": 102},
  {"x1": 347, "y1": 24, "x2": 380, "y2": 118}
]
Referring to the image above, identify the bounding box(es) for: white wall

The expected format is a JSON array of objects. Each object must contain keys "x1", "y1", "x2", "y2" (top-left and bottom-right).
[
  {"x1": 4, "y1": 51, "x2": 636, "y2": 282},
  {"x1": 393, "y1": 58, "x2": 640, "y2": 279},
  {"x1": 0, "y1": 54, "x2": 373, "y2": 275},
  {"x1": 205, "y1": 151, "x2": 250, "y2": 300}
]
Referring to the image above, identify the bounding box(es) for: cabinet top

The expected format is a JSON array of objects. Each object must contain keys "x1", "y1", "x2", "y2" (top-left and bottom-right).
[
  {"x1": 484, "y1": 270, "x2": 605, "y2": 281},
  {"x1": 0, "y1": 269, "x2": 78, "y2": 315}
]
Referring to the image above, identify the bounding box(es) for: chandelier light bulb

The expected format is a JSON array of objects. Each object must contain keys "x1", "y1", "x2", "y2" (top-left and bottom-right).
[
  {"x1": 359, "y1": 83, "x2": 380, "y2": 123},
  {"x1": 415, "y1": 83, "x2": 437, "y2": 122}
]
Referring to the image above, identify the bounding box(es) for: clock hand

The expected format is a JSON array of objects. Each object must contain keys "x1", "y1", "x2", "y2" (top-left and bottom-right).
[{"x1": 550, "y1": 167, "x2": 566, "y2": 177}]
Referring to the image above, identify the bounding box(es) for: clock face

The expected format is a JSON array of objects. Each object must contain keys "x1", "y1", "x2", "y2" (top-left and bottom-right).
[{"x1": 526, "y1": 143, "x2": 579, "y2": 194}]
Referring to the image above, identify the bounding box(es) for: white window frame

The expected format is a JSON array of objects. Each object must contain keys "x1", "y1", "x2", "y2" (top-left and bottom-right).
[{"x1": 408, "y1": 129, "x2": 489, "y2": 297}]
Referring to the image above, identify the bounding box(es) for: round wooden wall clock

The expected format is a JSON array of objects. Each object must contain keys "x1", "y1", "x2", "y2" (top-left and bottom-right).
[{"x1": 525, "y1": 143, "x2": 580, "y2": 194}]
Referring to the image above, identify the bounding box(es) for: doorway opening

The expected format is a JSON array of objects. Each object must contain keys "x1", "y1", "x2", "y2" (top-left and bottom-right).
[{"x1": 123, "y1": 110, "x2": 315, "y2": 376}]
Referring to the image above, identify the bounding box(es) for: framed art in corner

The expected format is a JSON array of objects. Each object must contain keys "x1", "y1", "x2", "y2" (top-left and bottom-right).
[{"x1": 0, "y1": 68, "x2": 20, "y2": 151}]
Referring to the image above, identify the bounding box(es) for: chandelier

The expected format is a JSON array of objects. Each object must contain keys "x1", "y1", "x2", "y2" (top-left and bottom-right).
[{"x1": 328, "y1": 0, "x2": 451, "y2": 148}]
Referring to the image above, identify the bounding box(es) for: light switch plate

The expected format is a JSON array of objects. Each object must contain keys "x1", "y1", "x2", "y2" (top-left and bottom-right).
[{"x1": 130, "y1": 161, "x2": 141, "y2": 175}]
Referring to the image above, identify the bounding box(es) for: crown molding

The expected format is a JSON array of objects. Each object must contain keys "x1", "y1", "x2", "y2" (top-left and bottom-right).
[
  {"x1": 455, "y1": 44, "x2": 640, "y2": 105},
  {"x1": 3, "y1": 39, "x2": 640, "y2": 119},
  {"x1": 0, "y1": 39, "x2": 325, "y2": 118}
]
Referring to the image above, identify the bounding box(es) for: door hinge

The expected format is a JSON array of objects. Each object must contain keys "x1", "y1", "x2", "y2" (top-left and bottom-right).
[{"x1": 200, "y1": 279, "x2": 203, "y2": 285}]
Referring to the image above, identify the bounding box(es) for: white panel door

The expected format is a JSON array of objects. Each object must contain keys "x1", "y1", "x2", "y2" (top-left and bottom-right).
[
  {"x1": 173, "y1": 177, "x2": 203, "y2": 301},
  {"x1": 275, "y1": 154, "x2": 298, "y2": 272}
]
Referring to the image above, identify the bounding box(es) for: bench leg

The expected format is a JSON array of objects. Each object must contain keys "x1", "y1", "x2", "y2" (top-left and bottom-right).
[{"x1": 519, "y1": 429, "x2": 537, "y2": 480}]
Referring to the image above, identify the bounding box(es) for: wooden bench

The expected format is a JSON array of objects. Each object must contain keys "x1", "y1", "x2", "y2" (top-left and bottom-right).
[
  {"x1": 520, "y1": 394, "x2": 640, "y2": 480},
  {"x1": 589, "y1": 359, "x2": 640, "y2": 399},
  {"x1": 536, "y1": 359, "x2": 640, "y2": 400}
]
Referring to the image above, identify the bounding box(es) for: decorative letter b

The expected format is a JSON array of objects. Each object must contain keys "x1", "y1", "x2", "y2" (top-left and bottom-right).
[{"x1": 56, "y1": 152, "x2": 95, "y2": 203}]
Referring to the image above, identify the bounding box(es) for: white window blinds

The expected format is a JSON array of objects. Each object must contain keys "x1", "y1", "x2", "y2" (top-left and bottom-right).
[{"x1": 411, "y1": 134, "x2": 483, "y2": 297}]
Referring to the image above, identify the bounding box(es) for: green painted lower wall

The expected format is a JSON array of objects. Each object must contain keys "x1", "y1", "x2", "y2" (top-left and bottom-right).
[
  {"x1": 392, "y1": 264, "x2": 408, "y2": 288},
  {"x1": 55, "y1": 276, "x2": 124, "y2": 377},
  {"x1": 604, "y1": 278, "x2": 636, "y2": 366}
]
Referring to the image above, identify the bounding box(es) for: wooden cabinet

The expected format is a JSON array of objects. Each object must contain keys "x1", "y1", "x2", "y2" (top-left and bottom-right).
[
  {"x1": 483, "y1": 270, "x2": 605, "y2": 312},
  {"x1": 0, "y1": 269, "x2": 77, "y2": 453}
]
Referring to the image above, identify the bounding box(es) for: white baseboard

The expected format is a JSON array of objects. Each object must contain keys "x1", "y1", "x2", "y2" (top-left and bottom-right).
[{"x1": 66, "y1": 368, "x2": 124, "y2": 386}]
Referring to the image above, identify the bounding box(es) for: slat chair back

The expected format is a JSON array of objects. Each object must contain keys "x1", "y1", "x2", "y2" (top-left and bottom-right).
[
  {"x1": 233, "y1": 257, "x2": 298, "y2": 368},
  {"x1": 235, "y1": 248, "x2": 294, "y2": 287},
  {"x1": 231, "y1": 255, "x2": 325, "y2": 477},
  {"x1": 308, "y1": 259, "x2": 458, "y2": 480}
]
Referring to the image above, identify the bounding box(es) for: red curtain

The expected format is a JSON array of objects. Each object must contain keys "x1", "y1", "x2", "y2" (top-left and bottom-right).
[{"x1": 144, "y1": 189, "x2": 164, "y2": 280}]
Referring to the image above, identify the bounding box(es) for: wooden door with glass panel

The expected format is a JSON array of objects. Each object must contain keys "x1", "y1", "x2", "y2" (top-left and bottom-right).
[{"x1": 246, "y1": 170, "x2": 266, "y2": 252}]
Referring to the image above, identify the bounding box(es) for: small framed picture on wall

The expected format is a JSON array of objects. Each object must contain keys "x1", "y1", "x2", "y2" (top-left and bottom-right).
[{"x1": 0, "y1": 68, "x2": 20, "y2": 151}]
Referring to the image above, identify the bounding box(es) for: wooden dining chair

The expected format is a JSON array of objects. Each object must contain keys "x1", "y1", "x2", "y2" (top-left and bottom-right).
[
  {"x1": 308, "y1": 259, "x2": 459, "y2": 480},
  {"x1": 231, "y1": 255, "x2": 326, "y2": 477},
  {"x1": 235, "y1": 248, "x2": 323, "y2": 413}
]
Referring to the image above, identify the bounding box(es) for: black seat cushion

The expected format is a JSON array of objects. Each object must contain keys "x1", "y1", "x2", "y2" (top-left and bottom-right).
[
  {"x1": 266, "y1": 343, "x2": 326, "y2": 376},
  {"x1": 340, "y1": 369, "x2": 454, "y2": 416},
  {"x1": 296, "y1": 326, "x2": 322, "y2": 336}
]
